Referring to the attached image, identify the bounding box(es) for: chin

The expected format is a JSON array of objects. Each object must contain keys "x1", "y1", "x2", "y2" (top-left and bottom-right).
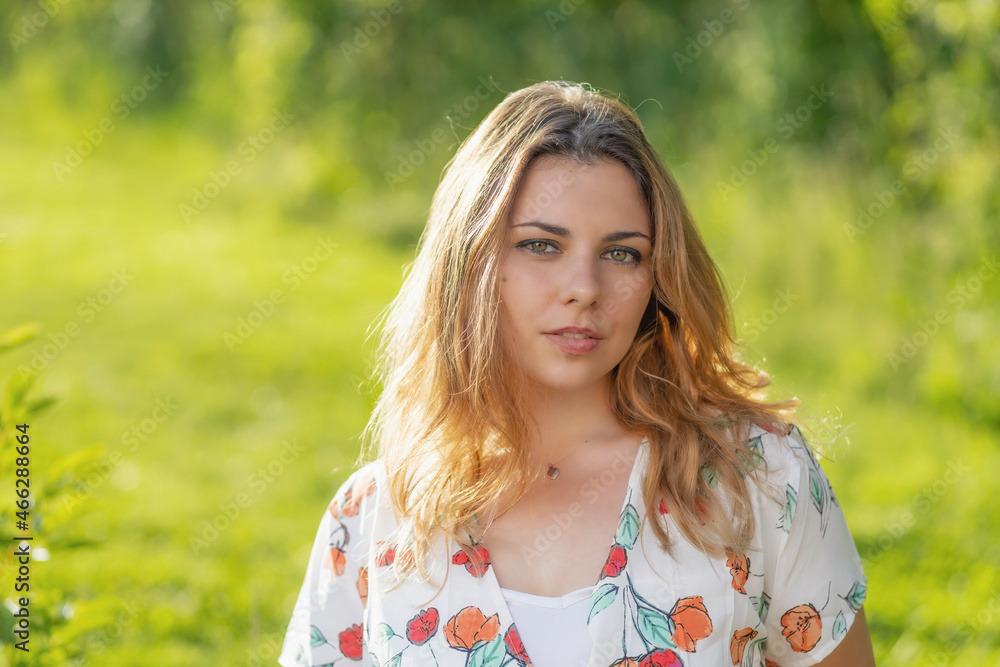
[{"x1": 526, "y1": 368, "x2": 610, "y2": 393}]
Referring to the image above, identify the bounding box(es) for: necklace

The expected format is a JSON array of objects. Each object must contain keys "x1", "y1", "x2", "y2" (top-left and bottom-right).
[
  {"x1": 471, "y1": 440, "x2": 592, "y2": 542},
  {"x1": 544, "y1": 439, "x2": 591, "y2": 479}
]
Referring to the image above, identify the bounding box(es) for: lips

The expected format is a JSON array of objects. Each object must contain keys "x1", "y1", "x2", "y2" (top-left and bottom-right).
[
  {"x1": 544, "y1": 326, "x2": 601, "y2": 339},
  {"x1": 543, "y1": 327, "x2": 602, "y2": 354}
]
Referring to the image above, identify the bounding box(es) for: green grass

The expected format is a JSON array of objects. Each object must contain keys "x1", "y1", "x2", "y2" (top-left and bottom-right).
[{"x1": 1, "y1": 89, "x2": 997, "y2": 666}]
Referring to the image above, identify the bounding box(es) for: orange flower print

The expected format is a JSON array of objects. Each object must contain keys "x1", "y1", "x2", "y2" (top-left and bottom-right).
[
  {"x1": 356, "y1": 566, "x2": 368, "y2": 605},
  {"x1": 670, "y1": 595, "x2": 713, "y2": 652},
  {"x1": 503, "y1": 625, "x2": 531, "y2": 666},
  {"x1": 764, "y1": 661, "x2": 780, "y2": 667},
  {"x1": 754, "y1": 420, "x2": 792, "y2": 435},
  {"x1": 730, "y1": 627, "x2": 757, "y2": 665},
  {"x1": 337, "y1": 623, "x2": 364, "y2": 660},
  {"x1": 638, "y1": 648, "x2": 681, "y2": 666},
  {"x1": 406, "y1": 608, "x2": 440, "y2": 645},
  {"x1": 725, "y1": 550, "x2": 750, "y2": 594},
  {"x1": 375, "y1": 540, "x2": 395, "y2": 567},
  {"x1": 780, "y1": 603, "x2": 822, "y2": 653},
  {"x1": 340, "y1": 469, "x2": 376, "y2": 518},
  {"x1": 444, "y1": 606, "x2": 501, "y2": 651},
  {"x1": 659, "y1": 499, "x2": 670, "y2": 514},
  {"x1": 601, "y1": 545, "x2": 628, "y2": 578},
  {"x1": 322, "y1": 547, "x2": 346, "y2": 577},
  {"x1": 610, "y1": 660, "x2": 639, "y2": 667},
  {"x1": 452, "y1": 545, "x2": 491, "y2": 577}
]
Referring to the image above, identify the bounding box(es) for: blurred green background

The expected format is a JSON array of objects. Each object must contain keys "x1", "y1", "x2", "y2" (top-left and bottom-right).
[{"x1": 0, "y1": 0, "x2": 998, "y2": 664}]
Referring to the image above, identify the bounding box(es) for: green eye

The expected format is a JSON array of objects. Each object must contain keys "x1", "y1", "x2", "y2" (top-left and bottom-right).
[
  {"x1": 605, "y1": 247, "x2": 642, "y2": 265},
  {"x1": 518, "y1": 240, "x2": 556, "y2": 255},
  {"x1": 517, "y1": 241, "x2": 642, "y2": 265}
]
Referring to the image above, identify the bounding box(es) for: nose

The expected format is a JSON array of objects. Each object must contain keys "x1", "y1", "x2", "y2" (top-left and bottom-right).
[{"x1": 559, "y1": 254, "x2": 601, "y2": 308}]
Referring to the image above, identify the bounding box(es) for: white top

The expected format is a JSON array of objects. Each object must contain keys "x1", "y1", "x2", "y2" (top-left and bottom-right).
[{"x1": 498, "y1": 585, "x2": 595, "y2": 667}]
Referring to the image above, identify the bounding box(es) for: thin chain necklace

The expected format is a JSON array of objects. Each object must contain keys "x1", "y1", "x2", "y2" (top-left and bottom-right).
[
  {"x1": 474, "y1": 435, "x2": 645, "y2": 542},
  {"x1": 544, "y1": 439, "x2": 592, "y2": 479},
  {"x1": 472, "y1": 439, "x2": 592, "y2": 543}
]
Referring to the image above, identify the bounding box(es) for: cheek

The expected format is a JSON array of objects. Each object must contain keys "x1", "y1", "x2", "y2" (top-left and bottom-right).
[
  {"x1": 501, "y1": 262, "x2": 552, "y2": 303},
  {"x1": 602, "y1": 274, "x2": 653, "y2": 320}
]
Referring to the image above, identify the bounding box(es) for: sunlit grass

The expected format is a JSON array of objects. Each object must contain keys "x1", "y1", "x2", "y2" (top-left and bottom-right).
[{"x1": 1, "y1": 83, "x2": 997, "y2": 665}]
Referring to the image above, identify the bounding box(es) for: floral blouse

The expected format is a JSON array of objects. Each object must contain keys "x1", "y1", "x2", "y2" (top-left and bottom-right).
[{"x1": 278, "y1": 422, "x2": 867, "y2": 667}]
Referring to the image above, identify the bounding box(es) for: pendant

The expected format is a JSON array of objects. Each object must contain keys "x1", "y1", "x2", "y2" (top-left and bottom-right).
[{"x1": 546, "y1": 465, "x2": 559, "y2": 479}]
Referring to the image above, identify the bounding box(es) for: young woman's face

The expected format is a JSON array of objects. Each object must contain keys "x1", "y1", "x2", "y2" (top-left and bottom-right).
[{"x1": 498, "y1": 156, "x2": 655, "y2": 393}]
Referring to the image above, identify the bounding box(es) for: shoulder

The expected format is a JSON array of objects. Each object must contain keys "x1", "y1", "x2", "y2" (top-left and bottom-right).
[
  {"x1": 742, "y1": 420, "x2": 852, "y2": 544},
  {"x1": 743, "y1": 420, "x2": 816, "y2": 481},
  {"x1": 735, "y1": 420, "x2": 833, "y2": 517},
  {"x1": 327, "y1": 458, "x2": 387, "y2": 526}
]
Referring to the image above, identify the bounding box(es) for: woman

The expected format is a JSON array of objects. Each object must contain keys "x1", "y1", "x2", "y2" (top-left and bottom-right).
[{"x1": 278, "y1": 81, "x2": 874, "y2": 667}]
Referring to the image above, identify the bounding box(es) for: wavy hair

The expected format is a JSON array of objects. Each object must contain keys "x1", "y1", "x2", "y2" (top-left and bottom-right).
[{"x1": 358, "y1": 80, "x2": 800, "y2": 588}]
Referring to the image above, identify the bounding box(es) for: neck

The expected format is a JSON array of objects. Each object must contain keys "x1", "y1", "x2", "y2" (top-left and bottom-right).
[{"x1": 521, "y1": 374, "x2": 625, "y2": 464}]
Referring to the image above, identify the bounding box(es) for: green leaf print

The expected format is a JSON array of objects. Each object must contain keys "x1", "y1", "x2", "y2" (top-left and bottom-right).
[
  {"x1": 370, "y1": 622, "x2": 395, "y2": 646},
  {"x1": 701, "y1": 464, "x2": 719, "y2": 488},
  {"x1": 738, "y1": 436, "x2": 766, "y2": 477},
  {"x1": 468, "y1": 635, "x2": 507, "y2": 667},
  {"x1": 739, "y1": 635, "x2": 767, "y2": 667},
  {"x1": 387, "y1": 655, "x2": 402, "y2": 667},
  {"x1": 309, "y1": 624, "x2": 327, "y2": 647},
  {"x1": 750, "y1": 592, "x2": 770, "y2": 622},
  {"x1": 810, "y1": 470, "x2": 824, "y2": 513},
  {"x1": 617, "y1": 504, "x2": 640, "y2": 549},
  {"x1": 589, "y1": 582, "x2": 619, "y2": 622},
  {"x1": 845, "y1": 580, "x2": 867, "y2": 612},
  {"x1": 628, "y1": 578, "x2": 677, "y2": 649},
  {"x1": 794, "y1": 433, "x2": 834, "y2": 535},
  {"x1": 832, "y1": 611, "x2": 847, "y2": 640},
  {"x1": 634, "y1": 603, "x2": 676, "y2": 649},
  {"x1": 778, "y1": 484, "x2": 796, "y2": 533}
]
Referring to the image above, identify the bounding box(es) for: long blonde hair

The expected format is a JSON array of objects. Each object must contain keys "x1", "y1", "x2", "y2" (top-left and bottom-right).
[{"x1": 358, "y1": 81, "x2": 799, "y2": 586}]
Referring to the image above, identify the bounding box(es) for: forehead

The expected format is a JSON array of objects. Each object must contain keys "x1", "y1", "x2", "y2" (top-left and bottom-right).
[{"x1": 509, "y1": 155, "x2": 651, "y2": 233}]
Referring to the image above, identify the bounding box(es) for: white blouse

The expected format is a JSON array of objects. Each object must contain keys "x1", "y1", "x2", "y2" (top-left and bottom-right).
[
  {"x1": 499, "y1": 584, "x2": 595, "y2": 667},
  {"x1": 279, "y1": 422, "x2": 868, "y2": 666}
]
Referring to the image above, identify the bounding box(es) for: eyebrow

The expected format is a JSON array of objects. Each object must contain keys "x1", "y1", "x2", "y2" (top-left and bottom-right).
[{"x1": 511, "y1": 221, "x2": 651, "y2": 243}]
